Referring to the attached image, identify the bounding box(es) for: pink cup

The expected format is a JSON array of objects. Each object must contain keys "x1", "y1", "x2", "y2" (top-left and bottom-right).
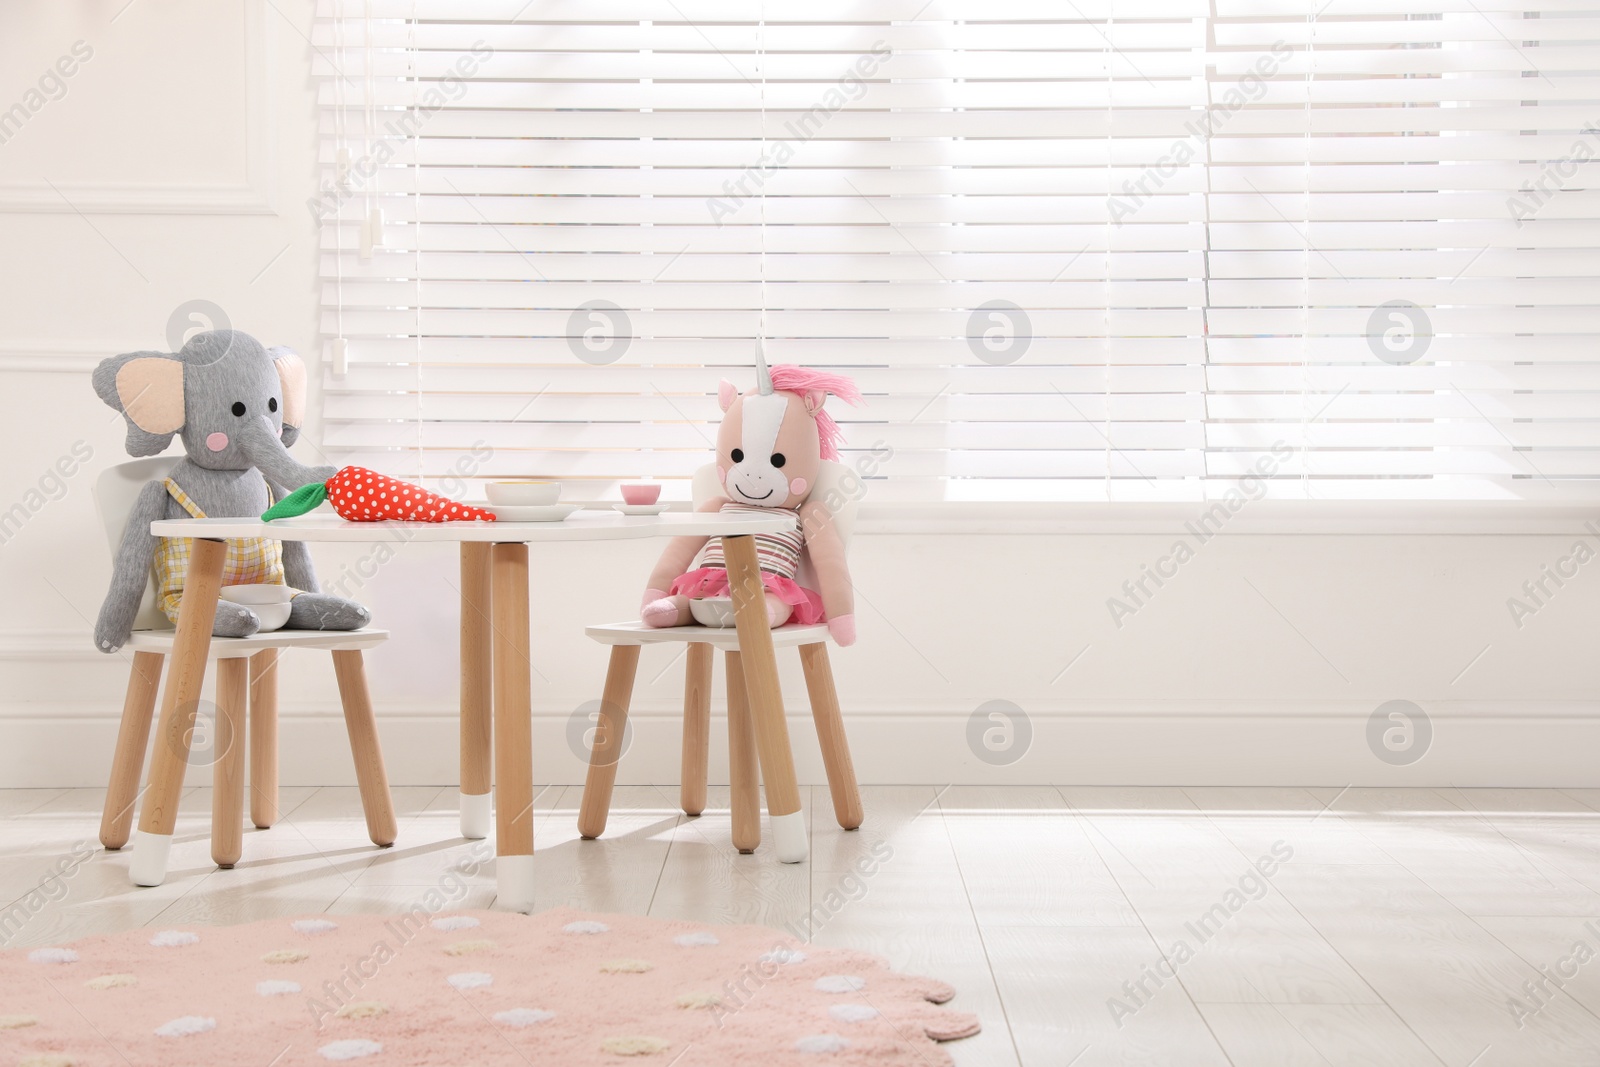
[{"x1": 620, "y1": 483, "x2": 661, "y2": 505}]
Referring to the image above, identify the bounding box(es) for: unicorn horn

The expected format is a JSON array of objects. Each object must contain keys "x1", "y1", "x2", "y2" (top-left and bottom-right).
[{"x1": 754, "y1": 336, "x2": 773, "y2": 395}]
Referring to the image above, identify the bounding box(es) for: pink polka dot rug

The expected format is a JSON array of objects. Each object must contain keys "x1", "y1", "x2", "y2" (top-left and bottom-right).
[{"x1": 0, "y1": 907, "x2": 980, "y2": 1066}]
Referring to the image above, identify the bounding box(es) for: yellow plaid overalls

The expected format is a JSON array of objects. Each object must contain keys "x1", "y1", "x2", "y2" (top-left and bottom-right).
[{"x1": 152, "y1": 478, "x2": 287, "y2": 623}]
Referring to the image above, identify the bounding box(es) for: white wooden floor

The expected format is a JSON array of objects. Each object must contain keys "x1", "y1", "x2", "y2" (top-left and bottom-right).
[{"x1": 4, "y1": 785, "x2": 1600, "y2": 1065}]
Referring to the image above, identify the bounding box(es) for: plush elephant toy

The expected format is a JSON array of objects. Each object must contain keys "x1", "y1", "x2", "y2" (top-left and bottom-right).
[{"x1": 92, "y1": 329, "x2": 370, "y2": 653}]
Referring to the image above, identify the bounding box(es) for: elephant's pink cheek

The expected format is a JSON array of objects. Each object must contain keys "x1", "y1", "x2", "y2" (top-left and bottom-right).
[
  {"x1": 206, "y1": 432, "x2": 229, "y2": 452},
  {"x1": 789, "y1": 477, "x2": 808, "y2": 497}
]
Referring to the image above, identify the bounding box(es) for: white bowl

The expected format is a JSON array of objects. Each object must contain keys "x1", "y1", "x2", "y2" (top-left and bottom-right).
[
  {"x1": 219, "y1": 584, "x2": 295, "y2": 632},
  {"x1": 486, "y1": 503, "x2": 581, "y2": 523},
  {"x1": 486, "y1": 481, "x2": 560, "y2": 506},
  {"x1": 688, "y1": 597, "x2": 738, "y2": 628}
]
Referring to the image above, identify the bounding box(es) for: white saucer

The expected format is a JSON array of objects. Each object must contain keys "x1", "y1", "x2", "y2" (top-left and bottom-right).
[
  {"x1": 613, "y1": 503, "x2": 669, "y2": 516},
  {"x1": 484, "y1": 503, "x2": 581, "y2": 522}
]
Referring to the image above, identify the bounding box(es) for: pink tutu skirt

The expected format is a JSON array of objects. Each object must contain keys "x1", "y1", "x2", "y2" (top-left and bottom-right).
[{"x1": 669, "y1": 567, "x2": 826, "y2": 625}]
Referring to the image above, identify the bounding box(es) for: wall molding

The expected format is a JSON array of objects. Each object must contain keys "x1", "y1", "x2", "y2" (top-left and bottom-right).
[
  {"x1": 7, "y1": 622, "x2": 1594, "y2": 783},
  {"x1": 8, "y1": 693, "x2": 1597, "y2": 719},
  {"x1": 0, "y1": 1, "x2": 274, "y2": 216},
  {"x1": 0, "y1": 342, "x2": 141, "y2": 374},
  {"x1": 1, "y1": 705, "x2": 1597, "y2": 789},
  {"x1": 0, "y1": 631, "x2": 94, "y2": 661}
]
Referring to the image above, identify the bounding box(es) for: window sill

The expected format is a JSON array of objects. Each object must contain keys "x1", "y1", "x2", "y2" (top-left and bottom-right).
[{"x1": 848, "y1": 501, "x2": 1600, "y2": 536}]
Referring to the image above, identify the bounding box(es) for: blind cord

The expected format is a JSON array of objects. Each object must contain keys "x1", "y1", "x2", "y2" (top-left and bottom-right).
[
  {"x1": 411, "y1": 0, "x2": 424, "y2": 487},
  {"x1": 1103, "y1": 4, "x2": 1114, "y2": 495},
  {"x1": 757, "y1": 2, "x2": 767, "y2": 367},
  {"x1": 1301, "y1": 1, "x2": 1315, "y2": 498},
  {"x1": 333, "y1": 1, "x2": 345, "y2": 350}
]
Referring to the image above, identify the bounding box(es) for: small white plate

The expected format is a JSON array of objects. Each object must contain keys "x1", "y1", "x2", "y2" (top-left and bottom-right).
[
  {"x1": 485, "y1": 503, "x2": 581, "y2": 522},
  {"x1": 613, "y1": 503, "x2": 669, "y2": 516}
]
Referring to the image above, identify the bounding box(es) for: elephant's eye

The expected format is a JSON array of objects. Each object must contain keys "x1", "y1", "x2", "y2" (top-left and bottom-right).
[
  {"x1": 268, "y1": 397, "x2": 279, "y2": 413},
  {"x1": 771, "y1": 453, "x2": 786, "y2": 468},
  {"x1": 730, "y1": 448, "x2": 744, "y2": 463},
  {"x1": 231, "y1": 402, "x2": 247, "y2": 417}
]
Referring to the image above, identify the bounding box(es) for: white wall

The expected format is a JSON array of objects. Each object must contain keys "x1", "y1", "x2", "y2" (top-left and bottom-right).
[{"x1": 2, "y1": 1, "x2": 1596, "y2": 791}]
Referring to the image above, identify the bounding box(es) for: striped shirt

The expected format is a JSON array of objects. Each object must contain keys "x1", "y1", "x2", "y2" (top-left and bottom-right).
[{"x1": 696, "y1": 502, "x2": 804, "y2": 579}]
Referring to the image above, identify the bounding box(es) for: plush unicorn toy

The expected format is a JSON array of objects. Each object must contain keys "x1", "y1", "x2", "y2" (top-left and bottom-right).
[{"x1": 641, "y1": 353, "x2": 863, "y2": 645}]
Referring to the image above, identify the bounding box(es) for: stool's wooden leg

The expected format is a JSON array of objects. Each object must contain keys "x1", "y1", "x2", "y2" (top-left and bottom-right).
[
  {"x1": 100, "y1": 651, "x2": 164, "y2": 850},
  {"x1": 681, "y1": 642, "x2": 713, "y2": 817},
  {"x1": 490, "y1": 542, "x2": 535, "y2": 910},
  {"x1": 723, "y1": 534, "x2": 806, "y2": 862},
  {"x1": 132, "y1": 536, "x2": 226, "y2": 887},
  {"x1": 212, "y1": 658, "x2": 248, "y2": 868},
  {"x1": 800, "y1": 642, "x2": 862, "y2": 830},
  {"x1": 248, "y1": 649, "x2": 279, "y2": 829},
  {"x1": 331, "y1": 650, "x2": 397, "y2": 848},
  {"x1": 725, "y1": 650, "x2": 761, "y2": 854},
  {"x1": 459, "y1": 542, "x2": 493, "y2": 839},
  {"x1": 578, "y1": 645, "x2": 641, "y2": 840}
]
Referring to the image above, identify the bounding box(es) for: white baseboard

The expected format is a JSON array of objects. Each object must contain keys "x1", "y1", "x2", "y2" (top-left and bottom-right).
[{"x1": 3, "y1": 704, "x2": 1596, "y2": 789}]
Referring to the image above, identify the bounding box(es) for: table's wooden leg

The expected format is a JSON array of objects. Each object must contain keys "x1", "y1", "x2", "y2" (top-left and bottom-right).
[
  {"x1": 131, "y1": 537, "x2": 226, "y2": 886},
  {"x1": 681, "y1": 642, "x2": 713, "y2": 817},
  {"x1": 459, "y1": 542, "x2": 493, "y2": 840},
  {"x1": 722, "y1": 534, "x2": 807, "y2": 863},
  {"x1": 578, "y1": 645, "x2": 640, "y2": 840},
  {"x1": 100, "y1": 651, "x2": 163, "y2": 850},
  {"x1": 725, "y1": 650, "x2": 761, "y2": 854},
  {"x1": 491, "y1": 542, "x2": 535, "y2": 910},
  {"x1": 212, "y1": 658, "x2": 248, "y2": 868},
  {"x1": 248, "y1": 648, "x2": 279, "y2": 829}
]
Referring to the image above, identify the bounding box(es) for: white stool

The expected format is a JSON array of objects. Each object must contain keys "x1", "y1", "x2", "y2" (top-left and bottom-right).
[
  {"x1": 576, "y1": 461, "x2": 863, "y2": 856},
  {"x1": 95, "y1": 457, "x2": 396, "y2": 883}
]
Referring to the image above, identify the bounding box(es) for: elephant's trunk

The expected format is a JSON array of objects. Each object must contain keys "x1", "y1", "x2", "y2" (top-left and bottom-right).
[{"x1": 241, "y1": 415, "x2": 336, "y2": 490}]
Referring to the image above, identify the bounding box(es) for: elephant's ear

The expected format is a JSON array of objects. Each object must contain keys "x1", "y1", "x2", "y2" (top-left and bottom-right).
[
  {"x1": 92, "y1": 352, "x2": 184, "y2": 456},
  {"x1": 270, "y1": 346, "x2": 307, "y2": 442}
]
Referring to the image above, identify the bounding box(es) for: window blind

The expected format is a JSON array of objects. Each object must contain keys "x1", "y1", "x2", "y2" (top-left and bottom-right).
[{"x1": 313, "y1": 0, "x2": 1600, "y2": 503}]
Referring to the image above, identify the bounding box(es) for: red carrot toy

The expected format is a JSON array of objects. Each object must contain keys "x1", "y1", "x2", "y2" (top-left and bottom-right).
[{"x1": 262, "y1": 466, "x2": 496, "y2": 523}]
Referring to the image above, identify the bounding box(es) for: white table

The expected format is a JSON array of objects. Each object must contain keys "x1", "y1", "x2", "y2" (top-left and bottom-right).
[{"x1": 142, "y1": 509, "x2": 804, "y2": 910}]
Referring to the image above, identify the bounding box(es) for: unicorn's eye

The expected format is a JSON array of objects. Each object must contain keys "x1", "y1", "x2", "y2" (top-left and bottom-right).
[
  {"x1": 770, "y1": 453, "x2": 786, "y2": 468},
  {"x1": 730, "y1": 448, "x2": 745, "y2": 463}
]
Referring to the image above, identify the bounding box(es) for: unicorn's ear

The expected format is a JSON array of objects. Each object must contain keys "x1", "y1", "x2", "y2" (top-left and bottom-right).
[
  {"x1": 718, "y1": 379, "x2": 740, "y2": 412},
  {"x1": 801, "y1": 389, "x2": 827, "y2": 416}
]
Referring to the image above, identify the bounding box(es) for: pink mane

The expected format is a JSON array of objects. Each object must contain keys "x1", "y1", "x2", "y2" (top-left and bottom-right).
[{"x1": 767, "y1": 364, "x2": 864, "y2": 462}]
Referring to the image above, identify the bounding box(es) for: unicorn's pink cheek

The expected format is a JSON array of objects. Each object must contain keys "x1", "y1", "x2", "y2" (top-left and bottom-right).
[{"x1": 789, "y1": 477, "x2": 808, "y2": 497}]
